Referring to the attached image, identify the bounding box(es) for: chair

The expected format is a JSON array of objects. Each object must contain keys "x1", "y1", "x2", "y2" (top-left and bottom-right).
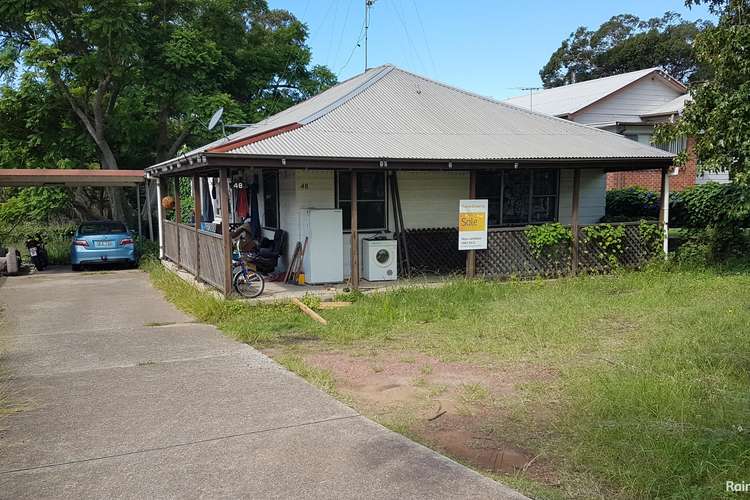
[{"x1": 250, "y1": 229, "x2": 287, "y2": 273}]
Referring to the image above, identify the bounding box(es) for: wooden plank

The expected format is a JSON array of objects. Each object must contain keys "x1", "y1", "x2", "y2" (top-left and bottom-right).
[
  {"x1": 291, "y1": 298, "x2": 328, "y2": 325},
  {"x1": 192, "y1": 176, "x2": 201, "y2": 280},
  {"x1": 465, "y1": 170, "x2": 476, "y2": 278},
  {"x1": 318, "y1": 301, "x2": 352, "y2": 310},
  {"x1": 294, "y1": 237, "x2": 309, "y2": 283},
  {"x1": 285, "y1": 242, "x2": 302, "y2": 284},
  {"x1": 350, "y1": 171, "x2": 359, "y2": 289},
  {"x1": 571, "y1": 168, "x2": 581, "y2": 275},
  {"x1": 219, "y1": 168, "x2": 232, "y2": 297}
]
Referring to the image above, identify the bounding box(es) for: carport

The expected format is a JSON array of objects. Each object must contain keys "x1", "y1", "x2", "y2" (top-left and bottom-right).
[{"x1": 0, "y1": 169, "x2": 149, "y2": 239}]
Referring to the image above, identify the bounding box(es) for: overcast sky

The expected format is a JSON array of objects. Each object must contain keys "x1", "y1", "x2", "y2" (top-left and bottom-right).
[{"x1": 268, "y1": 0, "x2": 714, "y2": 99}]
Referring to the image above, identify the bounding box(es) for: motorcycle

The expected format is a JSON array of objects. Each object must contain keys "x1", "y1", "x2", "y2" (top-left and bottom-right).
[{"x1": 25, "y1": 233, "x2": 49, "y2": 271}]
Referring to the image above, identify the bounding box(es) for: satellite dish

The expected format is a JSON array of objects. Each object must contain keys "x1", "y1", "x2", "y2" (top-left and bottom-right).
[{"x1": 207, "y1": 107, "x2": 224, "y2": 131}]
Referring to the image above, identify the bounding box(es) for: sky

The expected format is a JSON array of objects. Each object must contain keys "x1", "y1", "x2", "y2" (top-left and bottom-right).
[{"x1": 268, "y1": 0, "x2": 714, "y2": 100}]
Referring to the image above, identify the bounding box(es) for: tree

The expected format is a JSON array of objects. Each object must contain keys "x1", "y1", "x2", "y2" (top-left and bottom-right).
[
  {"x1": 654, "y1": 0, "x2": 750, "y2": 185},
  {"x1": 541, "y1": 12, "x2": 712, "y2": 88},
  {"x1": 0, "y1": 0, "x2": 335, "y2": 218}
]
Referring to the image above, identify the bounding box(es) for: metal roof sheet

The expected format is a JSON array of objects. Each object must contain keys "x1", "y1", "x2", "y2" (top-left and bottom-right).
[
  {"x1": 224, "y1": 66, "x2": 672, "y2": 160},
  {"x1": 502, "y1": 68, "x2": 686, "y2": 117},
  {"x1": 148, "y1": 65, "x2": 674, "y2": 171}
]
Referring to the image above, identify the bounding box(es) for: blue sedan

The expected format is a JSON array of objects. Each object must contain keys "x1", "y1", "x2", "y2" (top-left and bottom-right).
[{"x1": 71, "y1": 221, "x2": 137, "y2": 271}]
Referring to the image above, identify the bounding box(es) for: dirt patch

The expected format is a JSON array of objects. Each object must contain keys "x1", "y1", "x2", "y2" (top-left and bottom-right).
[{"x1": 269, "y1": 347, "x2": 560, "y2": 481}]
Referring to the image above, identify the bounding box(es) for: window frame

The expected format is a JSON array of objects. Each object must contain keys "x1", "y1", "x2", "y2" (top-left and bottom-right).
[
  {"x1": 477, "y1": 168, "x2": 560, "y2": 228},
  {"x1": 261, "y1": 169, "x2": 280, "y2": 230},
  {"x1": 335, "y1": 171, "x2": 388, "y2": 232}
]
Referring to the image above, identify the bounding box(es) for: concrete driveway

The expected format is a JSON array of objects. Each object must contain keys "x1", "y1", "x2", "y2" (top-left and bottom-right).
[{"x1": 0, "y1": 268, "x2": 525, "y2": 499}]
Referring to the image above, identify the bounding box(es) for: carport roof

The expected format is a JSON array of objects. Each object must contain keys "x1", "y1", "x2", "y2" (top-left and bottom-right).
[{"x1": 0, "y1": 169, "x2": 144, "y2": 187}]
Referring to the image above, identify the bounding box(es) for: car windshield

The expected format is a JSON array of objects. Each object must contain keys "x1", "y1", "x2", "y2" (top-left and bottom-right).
[{"x1": 78, "y1": 222, "x2": 128, "y2": 236}]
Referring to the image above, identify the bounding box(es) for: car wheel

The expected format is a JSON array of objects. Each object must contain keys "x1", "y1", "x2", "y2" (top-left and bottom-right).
[{"x1": 71, "y1": 264, "x2": 82, "y2": 272}]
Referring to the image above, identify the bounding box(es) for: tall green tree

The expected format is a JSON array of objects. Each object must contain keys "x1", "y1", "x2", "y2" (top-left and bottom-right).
[
  {"x1": 655, "y1": 0, "x2": 750, "y2": 185},
  {"x1": 0, "y1": 0, "x2": 335, "y2": 218},
  {"x1": 541, "y1": 12, "x2": 712, "y2": 88}
]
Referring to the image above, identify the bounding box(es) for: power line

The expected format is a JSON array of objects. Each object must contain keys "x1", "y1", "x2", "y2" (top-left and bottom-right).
[
  {"x1": 388, "y1": 0, "x2": 426, "y2": 74},
  {"x1": 409, "y1": 0, "x2": 438, "y2": 77},
  {"x1": 332, "y1": 0, "x2": 354, "y2": 68},
  {"x1": 337, "y1": 17, "x2": 366, "y2": 77}
]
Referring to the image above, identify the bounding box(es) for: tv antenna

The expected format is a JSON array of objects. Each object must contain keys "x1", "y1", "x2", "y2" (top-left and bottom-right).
[
  {"x1": 521, "y1": 87, "x2": 542, "y2": 112},
  {"x1": 509, "y1": 87, "x2": 542, "y2": 112},
  {"x1": 365, "y1": 0, "x2": 377, "y2": 71},
  {"x1": 207, "y1": 107, "x2": 226, "y2": 138}
]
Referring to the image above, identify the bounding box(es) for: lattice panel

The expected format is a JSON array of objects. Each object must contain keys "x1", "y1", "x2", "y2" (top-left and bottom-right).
[
  {"x1": 477, "y1": 223, "x2": 658, "y2": 279},
  {"x1": 402, "y1": 228, "x2": 465, "y2": 275},
  {"x1": 477, "y1": 229, "x2": 570, "y2": 278}
]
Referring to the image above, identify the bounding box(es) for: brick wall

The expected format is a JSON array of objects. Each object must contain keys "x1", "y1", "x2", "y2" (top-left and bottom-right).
[{"x1": 606, "y1": 137, "x2": 697, "y2": 191}]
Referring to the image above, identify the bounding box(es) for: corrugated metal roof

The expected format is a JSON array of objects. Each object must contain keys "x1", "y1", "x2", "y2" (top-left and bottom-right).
[
  {"x1": 148, "y1": 65, "x2": 675, "y2": 170},
  {"x1": 641, "y1": 94, "x2": 691, "y2": 117},
  {"x1": 502, "y1": 68, "x2": 686, "y2": 117},
  {"x1": 221, "y1": 65, "x2": 672, "y2": 160}
]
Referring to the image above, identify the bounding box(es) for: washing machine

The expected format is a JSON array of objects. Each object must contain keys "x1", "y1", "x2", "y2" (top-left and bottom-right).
[{"x1": 362, "y1": 238, "x2": 398, "y2": 281}]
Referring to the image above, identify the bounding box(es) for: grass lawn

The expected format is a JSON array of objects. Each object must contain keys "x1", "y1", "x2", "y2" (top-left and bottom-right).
[{"x1": 145, "y1": 259, "x2": 750, "y2": 499}]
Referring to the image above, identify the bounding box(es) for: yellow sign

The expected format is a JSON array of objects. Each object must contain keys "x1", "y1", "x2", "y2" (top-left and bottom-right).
[
  {"x1": 459, "y1": 212, "x2": 486, "y2": 232},
  {"x1": 458, "y1": 199, "x2": 488, "y2": 250}
]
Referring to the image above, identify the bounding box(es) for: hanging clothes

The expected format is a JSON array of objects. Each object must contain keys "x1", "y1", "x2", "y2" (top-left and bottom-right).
[
  {"x1": 236, "y1": 186, "x2": 249, "y2": 219},
  {"x1": 249, "y1": 179, "x2": 261, "y2": 240},
  {"x1": 201, "y1": 177, "x2": 214, "y2": 223}
]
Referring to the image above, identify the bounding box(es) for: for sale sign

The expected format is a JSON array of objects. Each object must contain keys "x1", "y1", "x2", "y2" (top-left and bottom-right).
[{"x1": 458, "y1": 199, "x2": 488, "y2": 250}]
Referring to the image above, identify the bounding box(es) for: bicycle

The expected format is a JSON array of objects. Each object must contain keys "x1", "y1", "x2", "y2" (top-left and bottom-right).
[{"x1": 232, "y1": 244, "x2": 265, "y2": 299}]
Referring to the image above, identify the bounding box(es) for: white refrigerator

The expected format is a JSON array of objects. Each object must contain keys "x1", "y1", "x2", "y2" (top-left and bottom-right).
[{"x1": 299, "y1": 209, "x2": 344, "y2": 284}]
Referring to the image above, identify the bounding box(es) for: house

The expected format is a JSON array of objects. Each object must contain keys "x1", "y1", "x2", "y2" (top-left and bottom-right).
[
  {"x1": 145, "y1": 64, "x2": 673, "y2": 295},
  {"x1": 503, "y1": 68, "x2": 729, "y2": 190}
]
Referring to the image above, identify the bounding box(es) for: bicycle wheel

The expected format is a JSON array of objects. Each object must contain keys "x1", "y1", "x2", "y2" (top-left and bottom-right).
[{"x1": 233, "y1": 270, "x2": 265, "y2": 298}]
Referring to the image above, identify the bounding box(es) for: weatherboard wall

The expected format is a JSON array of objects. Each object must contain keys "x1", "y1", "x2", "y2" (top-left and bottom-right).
[
  {"x1": 270, "y1": 168, "x2": 606, "y2": 280},
  {"x1": 572, "y1": 76, "x2": 683, "y2": 125}
]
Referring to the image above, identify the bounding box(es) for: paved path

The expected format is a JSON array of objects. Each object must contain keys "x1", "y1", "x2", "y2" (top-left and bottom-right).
[{"x1": 0, "y1": 268, "x2": 525, "y2": 499}]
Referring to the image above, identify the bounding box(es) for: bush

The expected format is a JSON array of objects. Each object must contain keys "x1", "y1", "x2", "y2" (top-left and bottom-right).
[
  {"x1": 524, "y1": 223, "x2": 573, "y2": 264},
  {"x1": 582, "y1": 223, "x2": 626, "y2": 267},
  {"x1": 604, "y1": 187, "x2": 659, "y2": 222},
  {"x1": 670, "y1": 183, "x2": 750, "y2": 261},
  {"x1": 0, "y1": 221, "x2": 76, "y2": 265}
]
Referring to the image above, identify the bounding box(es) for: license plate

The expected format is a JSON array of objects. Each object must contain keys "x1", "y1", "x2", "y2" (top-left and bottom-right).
[
  {"x1": 95, "y1": 240, "x2": 114, "y2": 248},
  {"x1": 29, "y1": 247, "x2": 38, "y2": 256}
]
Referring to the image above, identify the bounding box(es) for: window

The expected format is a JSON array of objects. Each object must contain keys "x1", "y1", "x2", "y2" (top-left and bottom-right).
[
  {"x1": 476, "y1": 169, "x2": 559, "y2": 227},
  {"x1": 655, "y1": 136, "x2": 688, "y2": 154},
  {"x1": 262, "y1": 170, "x2": 279, "y2": 228},
  {"x1": 624, "y1": 134, "x2": 639, "y2": 142},
  {"x1": 336, "y1": 172, "x2": 387, "y2": 231}
]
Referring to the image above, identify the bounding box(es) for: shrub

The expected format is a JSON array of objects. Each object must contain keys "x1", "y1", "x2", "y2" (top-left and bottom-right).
[
  {"x1": 670, "y1": 183, "x2": 750, "y2": 260},
  {"x1": 524, "y1": 223, "x2": 573, "y2": 264},
  {"x1": 638, "y1": 220, "x2": 662, "y2": 254},
  {"x1": 604, "y1": 187, "x2": 659, "y2": 221},
  {"x1": 582, "y1": 224, "x2": 625, "y2": 267}
]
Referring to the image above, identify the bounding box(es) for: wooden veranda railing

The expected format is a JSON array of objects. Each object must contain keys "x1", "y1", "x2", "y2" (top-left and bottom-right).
[{"x1": 162, "y1": 222, "x2": 226, "y2": 291}]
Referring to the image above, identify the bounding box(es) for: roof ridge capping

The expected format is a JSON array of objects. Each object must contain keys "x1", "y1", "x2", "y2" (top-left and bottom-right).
[
  {"x1": 297, "y1": 64, "x2": 395, "y2": 125},
  {"x1": 206, "y1": 65, "x2": 395, "y2": 153}
]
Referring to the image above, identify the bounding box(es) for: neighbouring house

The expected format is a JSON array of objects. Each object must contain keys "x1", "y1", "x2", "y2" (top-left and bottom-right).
[
  {"x1": 145, "y1": 64, "x2": 673, "y2": 296},
  {"x1": 503, "y1": 68, "x2": 729, "y2": 191}
]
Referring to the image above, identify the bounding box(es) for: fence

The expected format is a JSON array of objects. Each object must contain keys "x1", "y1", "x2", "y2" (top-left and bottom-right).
[
  {"x1": 477, "y1": 222, "x2": 658, "y2": 278},
  {"x1": 163, "y1": 220, "x2": 226, "y2": 291},
  {"x1": 401, "y1": 222, "x2": 658, "y2": 279}
]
